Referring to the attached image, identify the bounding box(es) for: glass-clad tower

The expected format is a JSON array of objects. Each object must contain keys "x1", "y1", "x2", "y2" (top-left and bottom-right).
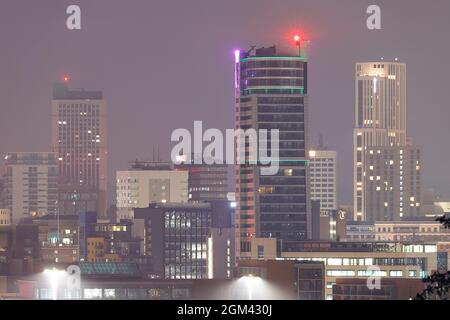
[{"x1": 235, "y1": 45, "x2": 311, "y2": 258}]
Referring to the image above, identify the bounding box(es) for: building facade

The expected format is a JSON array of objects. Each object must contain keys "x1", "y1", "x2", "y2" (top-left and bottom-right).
[
  {"x1": 77, "y1": 211, "x2": 139, "y2": 262},
  {"x1": 30, "y1": 214, "x2": 79, "y2": 264},
  {"x1": 374, "y1": 220, "x2": 450, "y2": 242},
  {"x1": 295, "y1": 261, "x2": 325, "y2": 300},
  {"x1": 0, "y1": 224, "x2": 40, "y2": 277},
  {"x1": 362, "y1": 145, "x2": 421, "y2": 221},
  {"x1": 116, "y1": 165, "x2": 188, "y2": 220},
  {"x1": 318, "y1": 209, "x2": 347, "y2": 241},
  {"x1": 51, "y1": 82, "x2": 107, "y2": 217},
  {"x1": 2, "y1": 153, "x2": 58, "y2": 223},
  {"x1": 57, "y1": 185, "x2": 99, "y2": 216},
  {"x1": 353, "y1": 62, "x2": 421, "y2": 221},
  {"x1": 0, "y1": 209, "x2": 10, "y2": 226},
  {"x1": 134, "y1": 203, "x2": 212, "y2": 280},
  {"x1": 345, "y1": 221, "x2": 376, "y2": 242},
  {"x1": 309, "y1": 150, "x2": 337, "y2": 210},
  {"x1": 332, "y1": 278, "x2": 425, "y2": 300},
  {"x1": 235, "y1": 45, "x2": 311, "y2": 258},
  {"x1": 281, "y1": 241, "x2": 437, "y2": 300},
  {"x1": 174, "y1": 156, "x2": 228, "y2": 202},
  {"x1": 207, "y1": 228, "x2": 235, "y2": 279}
]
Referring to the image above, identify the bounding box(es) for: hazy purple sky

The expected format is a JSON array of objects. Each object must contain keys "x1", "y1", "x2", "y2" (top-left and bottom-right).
[{"x1": 1, "y1": 0, "x2": 450, "y2": 205}]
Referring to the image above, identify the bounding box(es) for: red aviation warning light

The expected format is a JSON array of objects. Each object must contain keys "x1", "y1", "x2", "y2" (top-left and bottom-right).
[
  {"x1": 294, "y1": 35, "x2": 301, "y2": 46},
  {"x1": 294, "y1": 35, "x2": 302, "y2": 56},
  {"x1": 63, "y1": 75, "x2": 70, "y2": 83}
]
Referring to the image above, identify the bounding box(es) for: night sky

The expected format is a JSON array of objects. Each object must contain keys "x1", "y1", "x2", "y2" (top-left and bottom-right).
[{"x1": 1, "y1": 0, "x2": 450, "y2": 205}]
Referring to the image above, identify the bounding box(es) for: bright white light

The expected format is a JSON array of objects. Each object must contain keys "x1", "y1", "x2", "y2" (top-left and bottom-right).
[
  {"x1": 241, "y1": 275, "x2": 262, "y2": 300},
  {"x1": 175, "y1": 154, "x2": 187, "y2": 163},
  {"x1": 207, "y1": 237, "x2": 213, "y2": 279},
  {"x1": 309, "y1": 150, "x2": 316, "y2": 158},
  {"x1": 234, "y1": 50, "x2": 240, "y2": 64},
  {"x1": 43, "y1": 268, "x2": 66, "y2": 300}
]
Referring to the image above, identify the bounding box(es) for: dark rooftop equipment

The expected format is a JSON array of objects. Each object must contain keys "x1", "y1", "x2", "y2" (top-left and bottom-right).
[
  {"x1": 255, "y1": 46, "x2": 277, "y2": 57},
  {"x1": 53, "y1": 83, "x2": 103, "y2": 100}
]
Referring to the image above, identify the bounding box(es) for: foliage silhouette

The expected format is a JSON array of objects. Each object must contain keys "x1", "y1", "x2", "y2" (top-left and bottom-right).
[{"x1": 413, "y1": 215, "x2": 450, "y2": 300}]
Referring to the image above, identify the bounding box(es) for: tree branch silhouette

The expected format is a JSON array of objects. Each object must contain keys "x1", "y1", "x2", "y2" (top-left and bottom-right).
[{"x1": 413, "y1": 215, "x2": 450, "y2": 300}]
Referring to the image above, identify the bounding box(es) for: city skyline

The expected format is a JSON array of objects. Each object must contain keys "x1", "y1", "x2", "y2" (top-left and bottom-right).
[
  {"x1": 1, "y1": 0, "x2": 450, "y2": 206},
  {"x1": 1, "y1": 0, "x2": 450, "y2": 304}
]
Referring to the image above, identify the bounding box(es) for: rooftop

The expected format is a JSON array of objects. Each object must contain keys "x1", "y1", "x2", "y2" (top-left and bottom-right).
[{"x1": 53, "y1": 83, "x2": 103, "y2": 100}]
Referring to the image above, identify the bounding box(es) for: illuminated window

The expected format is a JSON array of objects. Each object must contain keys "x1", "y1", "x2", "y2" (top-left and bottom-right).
[
  {"x1": 327, "y1": 258, "x2": 342, "y2": 266},
  {"x1": 84, "y1": 289, "x2": 102, "y2": 299},
  {"x1": 389, "y1": 271, "x2": 403, "y2": 277},
  {"x1": 327, "y1": 270, "x2": 355, "y2": 277}
]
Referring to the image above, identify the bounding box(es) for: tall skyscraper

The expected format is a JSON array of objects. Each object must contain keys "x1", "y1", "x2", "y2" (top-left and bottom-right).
[
  {"x1": 353, "y1": 62, "x2": 421, "y2": 221},
  {"x1": 2, "y1": 152, "x2": 58, "y2": 223},
  {"x1": 309, "y1": 149, "x2": 337, "y2": 210},
  {"x1": 235, "y1": 43, "x2": 310, "y2": 258},
  {"x1": 51, "y1": 82, "x2": 107, "y2": 217}
]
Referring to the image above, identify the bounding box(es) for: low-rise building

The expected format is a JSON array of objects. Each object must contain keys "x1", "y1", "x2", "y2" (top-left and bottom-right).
[
  {"x1": 116, "y1": 162, "x2": 188, "y2": 220},
  {"x1": 332, "y1": 278, "x2": 425, "y2": 300},
  {"x1": 247, "y1": 238, "x2": 438, "y2": 300},
  {"x1": 134, "y1": 203, "x2": 212, "y2": 279},
  {"x1": 345, "y1": 221, "x2": 376, "y2": 242},
  {"x1": 374, "y1": 219, "x2": 450, "y2": 242}
]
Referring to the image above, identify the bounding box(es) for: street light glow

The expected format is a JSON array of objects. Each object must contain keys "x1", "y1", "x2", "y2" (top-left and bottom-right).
[
  {"x1": 241, "y1": 275, "x2": 262, "y2": 300},
  {"x1": 43, "y1": 268, "x2": 66, "y2": 300}
]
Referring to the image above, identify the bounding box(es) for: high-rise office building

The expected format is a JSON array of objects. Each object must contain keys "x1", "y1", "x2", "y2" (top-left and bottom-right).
[
  {"x1": 51, "y1": 82, "x2": 107, "y2": 217},
  {"x1": 353, "y1": 62, "x2": 421, "y2": 221},
  {"x1": 2, "y1": 153, "x2": 58, "y2": 223},
  {"x1": 309, "y1": 149, "x2": 337, "y2": 210},
  {"x1": 235, "y1": 43, "x2": 310, "y2": 258},
  {"x1": 116, "y1": 161, "x2": 189, "y2": 220}
]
